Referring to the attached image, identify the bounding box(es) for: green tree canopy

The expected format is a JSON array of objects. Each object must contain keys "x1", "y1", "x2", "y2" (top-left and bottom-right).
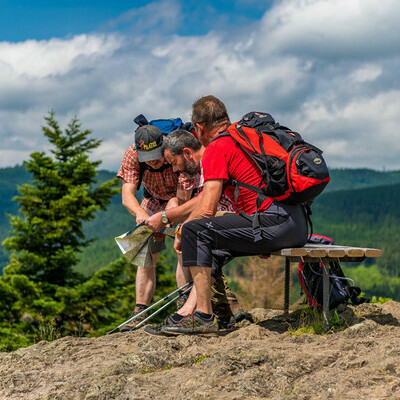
[
  {"x1": 2, "y1": 112, "x2": 120, "y2": 287},
  {"x1": 0, "y1": 113, "x2": 176, "y2": 352}
]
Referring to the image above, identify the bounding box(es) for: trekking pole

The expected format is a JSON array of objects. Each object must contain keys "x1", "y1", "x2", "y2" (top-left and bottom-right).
[
  {"x1": 130, "y1": 283, "x2": 193, "y2": 331},
  {"x1": 106, "y1": 280, "x2": 193, "y2": 335}
]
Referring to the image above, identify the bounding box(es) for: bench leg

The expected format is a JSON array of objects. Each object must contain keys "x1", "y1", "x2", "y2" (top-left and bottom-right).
[
  {"x1": 284, "y1": 257, "x2": 290, "y2": 315},
  {"x1": 321, "y1": 259, "x2": 330, "y2": 329}
]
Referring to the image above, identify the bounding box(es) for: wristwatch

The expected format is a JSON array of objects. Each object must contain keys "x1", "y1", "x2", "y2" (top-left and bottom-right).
[{"x1": 161, "y1": 210, "x2": 170, "y2": 225}]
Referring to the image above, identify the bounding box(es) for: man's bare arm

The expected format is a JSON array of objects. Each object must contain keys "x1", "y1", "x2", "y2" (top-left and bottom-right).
[
  {"x1": 185, "y1": 179, "x2": 223, "y2": 223},
  {"x1": 176, "y1": 188, "x2": 193, "y2": 205},
  {"x1": 145, "y1": 193, "x2": 203, "y2": 232},
  {"x1": 121, "y1": 181, "x2": 149, "y2": 224},
  {"x1": 173, "y1": 180, "x2": 223, "y2": 254}
]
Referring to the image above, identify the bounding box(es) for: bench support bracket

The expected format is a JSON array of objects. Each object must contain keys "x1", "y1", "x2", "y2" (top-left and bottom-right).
[
  {"x1": 321, "y1": 258, "x2": 331, "y2": 329},
  {"x1": 284, "y1": 257, "x2": 290, "y2": 315}
]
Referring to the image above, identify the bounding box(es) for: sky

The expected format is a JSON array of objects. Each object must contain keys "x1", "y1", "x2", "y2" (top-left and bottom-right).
[{"x1": 1, "y1": 0, "x2": 400, "y2": 172}]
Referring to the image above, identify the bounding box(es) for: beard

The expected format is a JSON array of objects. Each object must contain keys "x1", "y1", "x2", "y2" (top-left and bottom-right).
[{"x1": 182, "y1": 158, "x2": 199, "y2": 178}]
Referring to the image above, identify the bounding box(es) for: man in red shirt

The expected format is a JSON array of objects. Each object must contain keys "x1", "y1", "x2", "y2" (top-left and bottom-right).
[
  {"x1": 145, "y1": 129, "x2": 249, "y2": 328},
  {"x1": 117, "y1": 125, "x2": 196, "y2": 331},
  {"x1": 161, "y1": 96, "x2": 308, "y2": 335}
]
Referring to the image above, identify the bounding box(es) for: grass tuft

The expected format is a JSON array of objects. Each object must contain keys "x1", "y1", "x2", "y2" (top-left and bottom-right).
[
  {"x1": 287, "y1": 307, "x2": 348, "y2": 336},
  {"x1": 192, "y1": 354, "x2": 209, "y2": 364}
]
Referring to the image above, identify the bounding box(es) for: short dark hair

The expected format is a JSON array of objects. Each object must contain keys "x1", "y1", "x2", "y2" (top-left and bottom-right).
[
  {"x1": 191, "y1": 95, "x2": 230, "y2": 130},
  {"x1": 162, "y1": 129, "x2": 202, "y2": 156}
]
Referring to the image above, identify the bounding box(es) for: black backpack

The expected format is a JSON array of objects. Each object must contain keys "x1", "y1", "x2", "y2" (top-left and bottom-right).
[{"x1": 298, "y1": 235, "x2": 369, "y2": 310}]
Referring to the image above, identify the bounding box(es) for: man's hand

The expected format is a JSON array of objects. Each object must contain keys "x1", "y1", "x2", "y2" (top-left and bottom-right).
[
  {"x1": 135, "y1": 210, "x2": 150, "y2": 225},
  {"x1": 145, "y1": 211, "x2": 165, "y2": 232},
  {"x1": 174, "y1": 234, "x2": 182, "y2": 255}
]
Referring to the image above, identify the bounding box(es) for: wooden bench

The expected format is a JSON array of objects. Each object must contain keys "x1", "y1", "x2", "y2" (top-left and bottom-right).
[{"x1": 271, "y1": 244, "x2": 382, "y2": 328}]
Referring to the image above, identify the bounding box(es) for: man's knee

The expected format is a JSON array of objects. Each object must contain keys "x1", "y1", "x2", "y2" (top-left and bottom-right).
[
  {"x1": 181, "y1": 219, "x2": 199, "y2": 235},
  {"x1": 137, "y1": 265, "x2": 156, "y2": 276}
]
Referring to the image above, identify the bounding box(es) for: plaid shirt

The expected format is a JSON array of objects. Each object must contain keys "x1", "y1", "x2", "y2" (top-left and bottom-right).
[{"x1": 117, "y1": 144, "x2": 196, "y2": 214}]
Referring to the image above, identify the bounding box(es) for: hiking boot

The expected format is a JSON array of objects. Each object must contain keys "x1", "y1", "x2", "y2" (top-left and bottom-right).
[
  {"x1": 226, "y1": 291, "x2": 242, "y2": 316},
  {"x1": 212, "y1": 301, "x2": 235, "y2": 329},
  {"x1": 217, "y1": 315, "x2": 236, "y2": 330},
  {"x1": 161, "y1": 312, "x2": 219, "y2": 335},
  {"x1": 176, "y1": 292, "x2": 189, "y2": 311},
  {"x1": 119, "y1": 307, "x2": 148, "y2": 332},
  {"x1": 211, "y1": 275, "x2": 235, "y2": 328},
  {"x1": 225, "y1": 291, "x2": 254, "y2": 323},
  {"x1": 233, "y1": 310, "x2": 254, "y2": 323}
]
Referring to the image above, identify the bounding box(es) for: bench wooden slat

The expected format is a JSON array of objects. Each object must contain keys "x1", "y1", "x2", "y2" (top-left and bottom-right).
[
  {"x1": 365, "y1": 249, "x2": 382, "y2": 257},
  {"x1": 277, "y1": 248, "x2": 306, "y2": 257},
  {"x1": 307, "y1": 248, "x2": 327, "y2": 257},
  {"x1": 325, "y1": 248, "x2": 346, "y2": 257},
  {"x1": 345, "y1": 248, "x2": 365, "y2": 257}
]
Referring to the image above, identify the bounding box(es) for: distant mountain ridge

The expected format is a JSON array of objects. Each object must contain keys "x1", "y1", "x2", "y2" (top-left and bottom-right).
[{"x1": 326, "y1": 168, "x2": 400, "y2": 192}]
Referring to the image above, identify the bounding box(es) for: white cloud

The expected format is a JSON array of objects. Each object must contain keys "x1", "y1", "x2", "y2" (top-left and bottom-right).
[
  {"x1": 1, "y1": 0, "x2": 400, "y2": 172},
  {"x1": 0, "y1": 35, "x2": 120, "y2": 79},
  {"x1": 350, "y1": 64, "x2": 382, "y2": 83},
  {"x1": 257, "y1": 0, "x2": 400, "y2": 60}
]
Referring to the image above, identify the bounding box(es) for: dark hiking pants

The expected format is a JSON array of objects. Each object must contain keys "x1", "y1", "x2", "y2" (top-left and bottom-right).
[{"x1": 181, "y1": 201, "x2": 308, "y2": 277}]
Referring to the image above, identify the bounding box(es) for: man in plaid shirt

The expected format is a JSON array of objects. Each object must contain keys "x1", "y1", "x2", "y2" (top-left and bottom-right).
[
  {"x1": 145, "y1": 130, "x2": 252, "y2": 332},
  {"x1": 117, "y1": 125, "x2": 197, "y2": 331}
]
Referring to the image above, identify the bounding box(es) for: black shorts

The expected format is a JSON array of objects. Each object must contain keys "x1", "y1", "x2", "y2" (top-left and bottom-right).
[
  {"x1": 149, "y1": 235, "x2": 166, "y2": 254},
  {"x1": 181, "y1": 202, "x2": 308, "y2": 277}
]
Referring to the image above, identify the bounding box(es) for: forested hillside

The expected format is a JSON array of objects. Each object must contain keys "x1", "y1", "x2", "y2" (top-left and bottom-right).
[{"x1": 313, "y1": 182, "x2": 400, "y2": 273}]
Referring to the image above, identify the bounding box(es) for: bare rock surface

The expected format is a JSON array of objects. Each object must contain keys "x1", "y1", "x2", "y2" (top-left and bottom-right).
[{"x1": 1, "y1": 303, "x2": 400, "y2": 400}]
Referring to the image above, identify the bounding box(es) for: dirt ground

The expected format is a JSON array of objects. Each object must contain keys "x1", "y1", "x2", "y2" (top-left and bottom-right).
[{"x1": 1, "y1": 302, "x2": 400, "y2": 400}]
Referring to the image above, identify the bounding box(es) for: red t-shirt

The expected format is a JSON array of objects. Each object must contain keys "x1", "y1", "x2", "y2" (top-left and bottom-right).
[{"x1": 202, "y1": 135, "x2": 274, "y2": 214}]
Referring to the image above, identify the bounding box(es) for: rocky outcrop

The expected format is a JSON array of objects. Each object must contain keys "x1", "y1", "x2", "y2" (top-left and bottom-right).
[{"x1": 1, "y1": 303, "x2": 400, "y2": 400}]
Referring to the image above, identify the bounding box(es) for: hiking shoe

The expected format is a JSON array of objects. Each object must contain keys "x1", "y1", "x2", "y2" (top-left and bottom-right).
[
  {"x1": 161, "y1": 312, "x2": 219, "y2": 335},
  {"x1": 119, "y1": 307, "x2": 148, "y2": 332},
  {"x1": 143, "y1": 322, "x2": 173, "y2": 337}
]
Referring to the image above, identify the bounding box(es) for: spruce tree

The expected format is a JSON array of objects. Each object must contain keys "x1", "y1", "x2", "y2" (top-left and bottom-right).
[{"x1": 2, "y1": 112, "x2": 120, "y2": 287}]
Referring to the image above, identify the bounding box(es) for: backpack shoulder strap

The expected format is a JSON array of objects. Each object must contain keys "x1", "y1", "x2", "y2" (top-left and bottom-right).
[
  {"x1": 209, "y1": 127, "x2": 271, "y2": 242},
  {"x1": 209, "y1": 130, "x2": 230, "y2": 143},
  {"x1": 137, "y1": 162, "x2": 148, "y2": 190}
]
